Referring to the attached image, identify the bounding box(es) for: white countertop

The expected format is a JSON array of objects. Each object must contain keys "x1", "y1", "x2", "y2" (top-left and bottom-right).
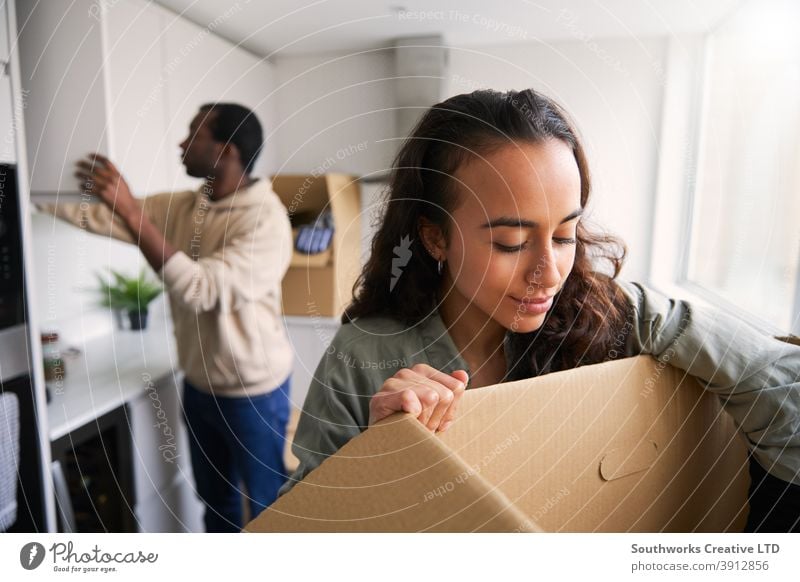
[
  {"x1": 46, "y1": 319, "x2": 178, "y2": 442},
  {"x1": 44, "y1": 311, "x2": 336, "y2": 441}
]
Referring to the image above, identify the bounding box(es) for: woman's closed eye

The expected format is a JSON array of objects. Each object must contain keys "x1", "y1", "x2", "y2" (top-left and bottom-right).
[{"x1": 493, "y1": 237, "x2": 577, "y2": 253}]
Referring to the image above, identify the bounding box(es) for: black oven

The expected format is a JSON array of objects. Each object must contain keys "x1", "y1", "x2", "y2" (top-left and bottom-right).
[
  {"x1": 0, "y1": 163, "x2": 24, "y2": 330},
  {"x1": 0, "y1": 163, "x2": 47, "y2": 531},
  {"x1": 0, "y1": 163, "x2": 29, "y2": 383}
]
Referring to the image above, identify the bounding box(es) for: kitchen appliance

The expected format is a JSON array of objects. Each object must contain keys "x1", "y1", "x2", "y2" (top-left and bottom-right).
[
  {"x1": 0, "y1": 163, "x2": 47, "y2": 531},
  {"x1": 0, "y1": 163, "x2": 24, "y2": 331}
]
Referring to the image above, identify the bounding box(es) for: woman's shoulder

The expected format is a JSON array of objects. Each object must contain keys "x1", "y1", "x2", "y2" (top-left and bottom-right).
[
  {"x1": 611, "y1": 278, "x2": 673, "y2": 315},
  {"x1": 317, "y1": 314, "x2": 428, "y2": 389},
  {"x1": 330, "y1": 314, "x2": 421, "y2": 352}
]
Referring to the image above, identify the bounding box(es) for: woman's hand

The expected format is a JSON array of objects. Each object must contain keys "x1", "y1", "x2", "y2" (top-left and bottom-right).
[{"x1": 368, "y1": 364, "x2": 469, "y2": 432}]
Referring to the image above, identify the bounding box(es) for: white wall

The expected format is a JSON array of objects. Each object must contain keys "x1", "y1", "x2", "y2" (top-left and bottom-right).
[
  {"x1": 445, "y1": 38, "x2": 668, "y2": 281},
  {"x1": 272, "y1": 37, "x2": 669, "y2": 282},
  {"x1": 29, "y1": 211, "x2": 167, "y2": 342},
  {"x1": 272, "y1": 49, "x2": 397, "y2": 178}
]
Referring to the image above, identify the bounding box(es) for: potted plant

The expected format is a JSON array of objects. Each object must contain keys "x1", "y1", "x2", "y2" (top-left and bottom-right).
[{"x1": 95, "y1": 268, "x2": 162, "y2": 330}]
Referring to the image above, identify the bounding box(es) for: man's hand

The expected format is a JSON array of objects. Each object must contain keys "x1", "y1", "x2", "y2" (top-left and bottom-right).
[
  {"x1": 75, "y1": 152, "x2": 177, "y2": 271},
  {"x1": 75, "y1": 153, "x2": 138, "y2": 220}
]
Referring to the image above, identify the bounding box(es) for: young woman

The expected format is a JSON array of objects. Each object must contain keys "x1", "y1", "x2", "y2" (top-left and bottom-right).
[{"x1": 279, "y1": 89, "x2": 800, "y2": 532}]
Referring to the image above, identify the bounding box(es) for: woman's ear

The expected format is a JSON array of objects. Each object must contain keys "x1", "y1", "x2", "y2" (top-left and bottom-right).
[{"x1": 417, "y1": 216, "x2": 447, "y2": 262}]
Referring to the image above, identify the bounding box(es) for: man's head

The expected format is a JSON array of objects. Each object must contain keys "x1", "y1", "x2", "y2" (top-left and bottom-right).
[{"x1": 179, "y1": 103, "x2": 263, "y2": 178}]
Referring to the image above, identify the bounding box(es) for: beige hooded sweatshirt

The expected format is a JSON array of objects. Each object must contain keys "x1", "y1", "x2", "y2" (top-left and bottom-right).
[{"x1": 42, "y1": 179, "x2": 294, "y2": 397}]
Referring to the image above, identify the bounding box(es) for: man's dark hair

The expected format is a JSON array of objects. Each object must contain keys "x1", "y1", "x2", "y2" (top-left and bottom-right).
[{"x1": 199, "y1": 103, "x2": 264, "y2": 174}]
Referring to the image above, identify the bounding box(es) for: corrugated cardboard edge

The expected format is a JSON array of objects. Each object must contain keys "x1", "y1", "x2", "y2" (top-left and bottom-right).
[{"x1": 244, "y1": 413, "x2": 541, "y2": 532}]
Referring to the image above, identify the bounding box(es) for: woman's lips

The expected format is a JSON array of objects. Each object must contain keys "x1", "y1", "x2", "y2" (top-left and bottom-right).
[{"x1": 510, "y1": 295, "x2": 554, "y2": 314}]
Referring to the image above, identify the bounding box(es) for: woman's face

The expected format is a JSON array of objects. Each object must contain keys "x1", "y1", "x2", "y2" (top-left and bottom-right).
[{"x1": 440, "y1": 139, "x2": 582, "y2": 334}]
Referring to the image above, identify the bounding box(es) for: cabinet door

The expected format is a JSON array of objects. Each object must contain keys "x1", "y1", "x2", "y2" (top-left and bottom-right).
[
  {"x1": 129, "y1": 372, "x2": 204, "y2": 531},
  {"x1": 284, "y1": 317, "x2": 340, "y2": 406},
  {"x1": 0, "y1": 72, "x2": 14, "y2": 164},
  {"x1": 160, "y1": 15, "x2": 276, "y2": 189},
  {"x1": 128, "y1": 372, "x2": 184, "y2": 505},
  {"x1": 104, "y1": 0, "x2": 171, "y2": 196},
  {"x1": 0, "y1": 2, "x2": 9, "y2": 63},
  {"x1": 0, "y1": 3, "x2": 14, "y2": 164},
  {"x1": 135, "y1": 478, "x2": 204, "y2": 533},
  {"x1": 16, "y1": 0, "x2": 110, "y2": 194}
]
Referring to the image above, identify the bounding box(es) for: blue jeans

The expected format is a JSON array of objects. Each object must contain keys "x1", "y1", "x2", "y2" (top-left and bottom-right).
[{"x1": 182, "y1": 376, "x2": 290, "y2": 532}]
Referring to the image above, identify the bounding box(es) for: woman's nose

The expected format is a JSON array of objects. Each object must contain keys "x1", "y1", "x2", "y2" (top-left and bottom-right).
[{"x1": 526, "y1": 246, "x2": 561, "y2": 289}]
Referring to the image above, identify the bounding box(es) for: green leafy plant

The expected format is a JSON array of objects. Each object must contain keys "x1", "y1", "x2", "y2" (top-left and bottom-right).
[{"x1": 95, "y1": 268, "x2": 162, "y2": 313}]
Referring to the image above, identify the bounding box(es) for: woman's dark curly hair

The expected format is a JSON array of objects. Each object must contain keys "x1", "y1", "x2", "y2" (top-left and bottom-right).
[{"x1": 342, "y1": 89, "x2": 633, "y2": 379}]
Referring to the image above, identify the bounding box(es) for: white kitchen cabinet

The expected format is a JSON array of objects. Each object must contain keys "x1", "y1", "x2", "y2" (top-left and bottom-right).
[
  {"x1": 103, "y1": 0, "x2": 173, "y2": 196},
  {"x1": 134, "y1": 477, "x2": 203, "y2": 533},
  {"x1": 0, "y1": 69, "x2": 15, "y2": 163},
  {"x1": 0, "y1": 1, "x2": 14, "y2": 164},
  {"x1": 284, "y1": 316, "x2": 340, "y2": 408},
  {"x1": 128, "y1": 371, "x2": 204, "y2": 533},
  {"x1": 127, "y1": 371, "x2": 185, "y2": 505},
  {"x1": 159, "y1": 13, "x2": 277, "y2": 191},
  {"x1": 16, "y1": 0, "x2": 109, "y2": 191},
  {"x1": 16, "y1": 0, "x2": 275, "y2": 197},
  {"x1": 0, "y1": 1, "x2": 8, "y2": 64}
]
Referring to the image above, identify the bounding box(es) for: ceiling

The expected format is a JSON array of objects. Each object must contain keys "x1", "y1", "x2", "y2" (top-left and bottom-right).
[{"x1": 153, "y1": 0, "x2": 744, "y2": 59}]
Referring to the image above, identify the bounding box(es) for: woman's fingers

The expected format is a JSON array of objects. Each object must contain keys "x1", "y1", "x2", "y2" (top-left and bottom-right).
[
  {"x1": 437, "y1": 369, "x2": 468, "y2": 431},
  {"x1": 409, "y1": 363, "x2": 466, "y2": 393},
  {"x1": 421, "y1": 383, "x2": 452, "y2": 431},
  {"x1": 394, "y1": 369, "x2": 445, "y2": 429},
  {"x1": 368, "y1": 366, "x2": 470, "y2": 432},
  {"x1": 368, "y1": 388, "x2": 421, "y2": 425},
  {"x1": 407, "y1": 365, "x2": 467, "y2": 431},
  {"x1": 369, "y1": 382, "x2": 442, "y2": 428}
]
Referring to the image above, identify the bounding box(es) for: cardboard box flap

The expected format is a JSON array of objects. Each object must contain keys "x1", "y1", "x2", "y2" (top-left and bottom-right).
[
  {"x1": 437, "y1": 356, "x2": 749, "y2": 532},
  {"x1": 245, "y1": 413, "x2": 540, "y2": 532}
]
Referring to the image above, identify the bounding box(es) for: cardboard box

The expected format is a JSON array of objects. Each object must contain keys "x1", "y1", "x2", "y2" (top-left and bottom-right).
[
  {"x1": 272, "y1": 174, "x2": 362, "y2": 318},
  {"x1": 247, "y1": 355, "x2": 751, "y2": 532}
]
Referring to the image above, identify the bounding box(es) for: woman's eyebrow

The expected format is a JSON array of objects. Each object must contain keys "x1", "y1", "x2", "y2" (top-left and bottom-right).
[{"x1": 480, "y1": 208, "x2": 583, "y2": 228}]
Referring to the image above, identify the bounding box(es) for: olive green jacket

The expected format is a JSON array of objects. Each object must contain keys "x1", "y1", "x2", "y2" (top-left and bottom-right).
[{"x1": 278, "y1": 279, "x2": 800, "y2": 497}]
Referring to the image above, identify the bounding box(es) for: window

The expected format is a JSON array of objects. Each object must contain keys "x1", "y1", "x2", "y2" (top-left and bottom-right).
[{"x1": 653, "y1": 0, "x2": 800, "y2": 334}]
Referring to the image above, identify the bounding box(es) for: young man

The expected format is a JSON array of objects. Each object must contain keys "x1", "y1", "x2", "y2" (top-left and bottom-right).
[{"x1": 44, "y1": 103, "x2": 293, "y2": 532}]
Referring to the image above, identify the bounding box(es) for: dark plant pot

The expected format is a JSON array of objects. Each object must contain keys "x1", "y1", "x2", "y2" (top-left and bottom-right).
[{"x1": 128, "y1": 309, "x2": 148, "y2": 330}]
